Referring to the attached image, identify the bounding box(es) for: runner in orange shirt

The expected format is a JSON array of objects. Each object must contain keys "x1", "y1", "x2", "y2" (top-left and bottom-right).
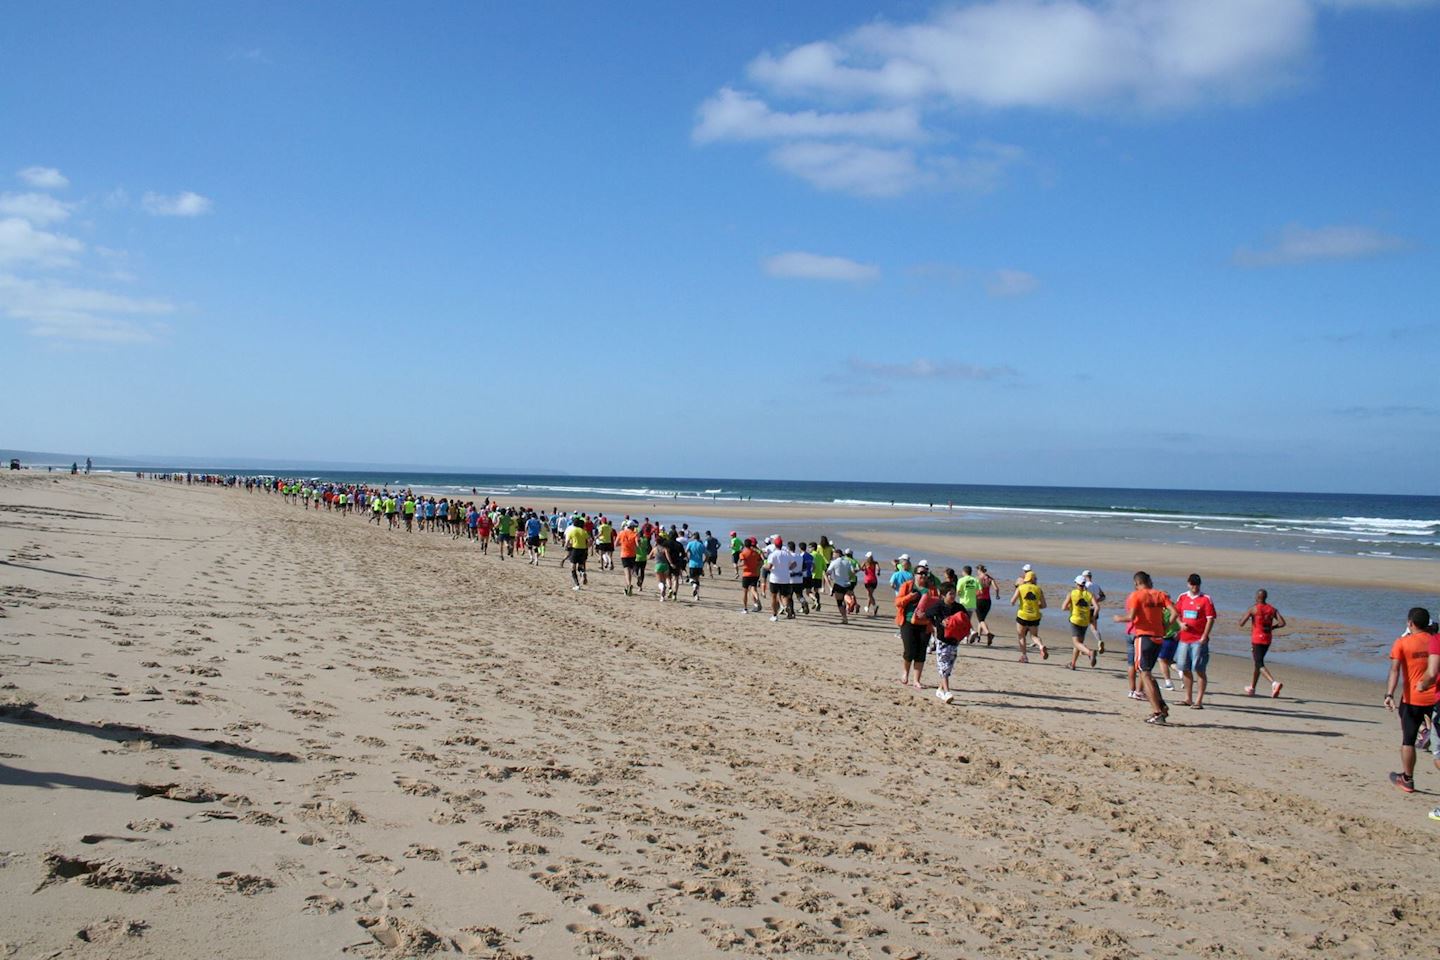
[
  {"x1": 616, "y1": 520, "x2": 640, "y2": 596},
  {"x1": 1384, "y1": 607, "x2": 1439, "y2": 794},
  {"x1": 1114, "y1": 571, "x2": 1179, "y2": 724},
  {"x1": 737, "y1": 539, "x2": 764, "y2": 614}
]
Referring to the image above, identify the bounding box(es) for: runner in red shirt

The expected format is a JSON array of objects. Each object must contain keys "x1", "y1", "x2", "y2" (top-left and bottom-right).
[
  {"x1": 1238, "y1": 589, "x2": 1286, "y2": 697},
  {"x1": 1174, "y1": 573, "x2": 1217, "y2": 709}
]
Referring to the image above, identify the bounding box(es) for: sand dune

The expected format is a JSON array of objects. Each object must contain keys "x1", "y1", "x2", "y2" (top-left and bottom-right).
[{"x1": 0, "y1": 473, "x2": 1434, "y2": 959}]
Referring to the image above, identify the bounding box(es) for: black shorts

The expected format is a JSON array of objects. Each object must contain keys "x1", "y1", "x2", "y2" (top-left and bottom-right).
[
  {"x1": 598, "y1": 543, "x2": 613, "y2": 553},
  {"x1": 706, "y1": 553, "x2": 719, "y2": 564},
  {"x1": 832, "y1": 583, "x2": 853, "y2": 596},
  {"x1": 1251, "y1": 643, "x2": 1269, "y2": 668},
  {"x1": 687, "y1": 566, "x2": 703, "y2": 581},
  {"x1": 526, "y1": 536, "x2": 542, "y2": 547},
  {"x1": 1071, "y1": 623, "x2": 1090, "y2": 639},
  {"x1": 1135, "y1": 636, "x2": 1162, "y2": 672},
  {"x1": 1016, "y1": 616, "x2": 1041, "y2": 628},
  {"x1": 498, "y1": 533, "x2": 513, "y2": 541},
  {"x1": 621, "y1": 556, "x2": 637, "y2": 569},
  {"x1": 901, "y1": 624, "x2": 930, "y2": 662},
  {"x1": 742, "y1": 575, "x2": 759, "y2": 588},
  {"x1": 568, "y1": 547, "x2": 588, "y2": 565},
  {"x1": 802, "y1": 577, "x2": 817, "y2": 591},
  {"x1": 1401, "y1": 702, "x2": 1434, "y2": 748},
  {"x1": 769, "y1": 582, "x2": 790, "y2": 597},
  {"x1": 732, "y1": 552, "x2": 741, "y2": 564},
  {"x1": 976, "y1": 599, "x2": 992, "y2": 621}
]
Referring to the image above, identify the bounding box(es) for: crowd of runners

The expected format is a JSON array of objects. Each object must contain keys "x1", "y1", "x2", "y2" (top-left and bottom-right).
[{"x1": 157, "y1": 474, "x2": 1440, "y2": 820}]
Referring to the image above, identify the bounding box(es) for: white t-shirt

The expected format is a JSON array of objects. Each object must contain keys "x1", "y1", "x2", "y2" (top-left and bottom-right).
[
  {"x1": 767, "y1": 548, "x2": 794, "y2": 584},
  {"x1": 827, "y1": 556, "x2": 855, "y2": 587}
]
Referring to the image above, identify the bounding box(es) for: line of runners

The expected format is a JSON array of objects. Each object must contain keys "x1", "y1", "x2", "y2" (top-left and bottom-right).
[{"x1": 196, "y1": 476, "x2": 1440, "y2": 820}]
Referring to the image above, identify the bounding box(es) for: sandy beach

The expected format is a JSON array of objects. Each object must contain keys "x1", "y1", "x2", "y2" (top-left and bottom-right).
[{"x1": 2, "y1": 473, "x2": 1436, "y2": 959}]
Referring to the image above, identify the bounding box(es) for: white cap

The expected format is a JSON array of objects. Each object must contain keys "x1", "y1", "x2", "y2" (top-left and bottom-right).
[
  {"x1": 1022, "y1": 563, "x2": 1032, "y2": 571},
  {"x1": 1082, "y1": 569, "x2": 1092, "y2": 577},
  {"x1": 918, "y1": 559, "x2": 930, "y2": 568},
  {"x1": 898, "y1": 553, "x2": 910, "y2": 561},
  {"x1": 864, "y1": 551, "x2": 873, "y2": 558},
  {"x1": 1074, "y1": 575, "x2": 1086, "y2": 585}
]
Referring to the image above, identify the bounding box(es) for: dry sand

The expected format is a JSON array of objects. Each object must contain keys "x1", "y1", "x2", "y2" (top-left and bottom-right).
[{"x1": 1, "y1": 473, "x2": 1436, "y2": 959}]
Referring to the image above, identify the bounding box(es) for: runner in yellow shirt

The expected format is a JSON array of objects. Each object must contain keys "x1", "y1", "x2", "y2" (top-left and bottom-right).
[{"x1": 1062, "y1": 575, "x2": 1099, "y2": 669}]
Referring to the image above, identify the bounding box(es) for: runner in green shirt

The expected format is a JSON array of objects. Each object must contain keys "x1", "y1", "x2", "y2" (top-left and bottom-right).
[{"x1": 955, "y1": 566, "x2": 981, "y2": 643}]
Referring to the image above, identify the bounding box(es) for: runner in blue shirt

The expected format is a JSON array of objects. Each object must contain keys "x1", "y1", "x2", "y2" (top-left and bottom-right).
[
  {"x1": 685, "y1": 533, "x2": 707, "y2": 601},
  {"x1": 524, "y1": 514, "x2": 544, "y2": 565}
]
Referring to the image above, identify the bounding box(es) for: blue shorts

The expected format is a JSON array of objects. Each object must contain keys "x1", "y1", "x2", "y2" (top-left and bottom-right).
[
  {"x1": 1175, "y1": 641, "x2": 1209, "y2": 674},
  {"x1": 1158, "y1": 637, "x2": 1180, "y2": 662}
]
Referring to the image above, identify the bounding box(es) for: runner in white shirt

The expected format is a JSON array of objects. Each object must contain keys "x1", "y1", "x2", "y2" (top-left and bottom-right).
[
  {"x1": 766, "y1": 543, "x2": 796, "y2": 622},
  {"x1": 826, "y1": 553, "x2": 856, "y2": 624}
]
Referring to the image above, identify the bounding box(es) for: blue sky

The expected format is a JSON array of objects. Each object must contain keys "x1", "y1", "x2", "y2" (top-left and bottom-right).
[{"x1": 2, "y1": 1, "x2": 1437, "y2": 492}]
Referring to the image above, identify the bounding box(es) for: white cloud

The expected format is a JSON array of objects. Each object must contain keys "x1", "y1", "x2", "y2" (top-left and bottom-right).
[
  {"x1": 763, "y1": 250, "x2": 880, "y2": 282},
  {"x1": 0, "y1": 192, "x2": 74, "y2": 225},
  {"x1": 141, "y1": 191, "x2": 213, "y2": 217},
  {"x1": 0, "y1": 273, "x2": 174, "y2": 342},
  {"x1": 849, "y1": 357, "x2": 1017, "y2": 380},
  {"x1": 769, "y1": 142, "x2": 924, "y2": 197},
  {"x1": 987, "y1": 268, "x2": 1039, "y2": 297},
  {"x1": 767, "y1": 138, "x2": 1025, "y2": 197},
  {"x1": 748, "y1": 0, "x2": 1315, "y2": 111},
  {"x1": 0, "y1": 218, "x2": 84, "y2": 268},
  {"x1": 17, "y1": 166, "x2": 69, "y2": 190},
  {"x1": 693, "y1": 87, "x2": 925, "y2": 143},
  {"x1": 1233, "y1": 224, "x2": 1408, "y2": 266}
]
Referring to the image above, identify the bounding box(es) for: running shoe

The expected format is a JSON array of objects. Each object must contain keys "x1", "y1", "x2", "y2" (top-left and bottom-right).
[
  {"x1": 1271, "y1": 682, "x2": 1284, "y2": 699},
  {"x1": 1390, "y1": 772, "x2": 1416, "y2": 794},
  {"x1": 1429, "y1": 807, "x2": 1440, "y2": 822},
  {"x1": 1145, "y1": 713, "x2": 1166, "y2": 724},
  {"x1": 1127, "y1": 690, "x2": 1145, "y2": 700},
  {"x1": 1244, "y1": 686, "x2": 1255, "y2": 696},
  {"x1": 1162, "y1": 679, "x2": 1174, "y2": 690}
]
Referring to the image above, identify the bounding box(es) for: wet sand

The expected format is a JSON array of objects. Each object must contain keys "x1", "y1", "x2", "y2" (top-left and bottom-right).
[{"x1": 1, "y1": 473, "x2": 1435, "y2": 959}]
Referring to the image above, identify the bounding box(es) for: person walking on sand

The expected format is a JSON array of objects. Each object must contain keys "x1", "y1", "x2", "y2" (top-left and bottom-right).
[
  {"x1": 929, "y1": 585, "x2": 970, "y2": 703},
  {"x1": 1114, "y1": 571, "x2": 1178, "y2": 724},
  {"x1": 1239, "y1": 589, "x2": 1287, "y2": 697},
  {"x1": 1062, "y1": 575, "x2": 1098, "y2": 669},
  {"x1": 1385, "y1": 607, "x2": 1439, "y2": 794},
  {"x1": 1010, "y1": 570, "x2": 1048, "y2": 663},
  {"x1": 1174, "y1": 574, "x2": 1217, "y2": 709},
  {"x1": 894, "y1": 563, "x2": 938, "y2": 689},
  {"x1": 974, "y1": 565, "x2": 999, "y2": 645}
]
